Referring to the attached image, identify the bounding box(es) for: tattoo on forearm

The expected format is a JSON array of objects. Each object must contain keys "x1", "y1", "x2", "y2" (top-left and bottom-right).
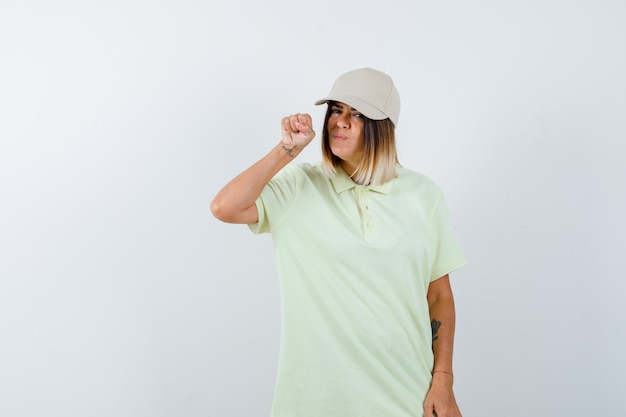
[
  {"x1": 431, "y1": 319, "x2": 441, "y2": 345},
  {"x1": 281, "y1": 145, "x2": 295, "y2": 157}
]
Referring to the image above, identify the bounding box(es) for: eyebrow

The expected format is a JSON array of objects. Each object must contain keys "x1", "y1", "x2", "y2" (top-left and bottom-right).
[{"x1": 330, "y1": 102, "x2": 359, "y2": 112}]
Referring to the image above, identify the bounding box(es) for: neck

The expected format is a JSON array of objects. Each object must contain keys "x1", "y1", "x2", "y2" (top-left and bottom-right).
[{"x1": 341, "y1": 161, "x2": 358, "y2": 178}]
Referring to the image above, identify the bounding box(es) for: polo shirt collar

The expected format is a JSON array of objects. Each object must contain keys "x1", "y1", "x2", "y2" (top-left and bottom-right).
[{"x1": 329, "y1": 166, "x2": 393, "y2": 195}]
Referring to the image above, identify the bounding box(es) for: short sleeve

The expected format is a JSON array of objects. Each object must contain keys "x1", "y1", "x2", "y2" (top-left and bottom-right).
[
  {"x1": 248, "y1": 164, "x2": 300, "y2": 235},
  {"x1": 428, "y1": 189, "x2": 467, "y2": 281}
]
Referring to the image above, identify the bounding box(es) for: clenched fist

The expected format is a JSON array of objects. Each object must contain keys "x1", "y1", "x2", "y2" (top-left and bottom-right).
[{"x1": 281, "y1": 113, "x2": 316, "y2": 150}]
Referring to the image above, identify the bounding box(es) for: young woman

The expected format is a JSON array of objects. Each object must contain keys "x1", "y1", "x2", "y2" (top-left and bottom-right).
[{"x1": 211, "y1": 68, "x2": 466, "y2": 417}]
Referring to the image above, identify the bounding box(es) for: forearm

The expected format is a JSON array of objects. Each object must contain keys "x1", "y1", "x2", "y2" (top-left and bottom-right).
[
  {"x1": 427, "y1": 276, "x2": 457, "y2": 384},
  {"x1": 430, "y1": 299, "x2": 455, "y2": 373},
  {"x1": 423, "y1": 276, "x2": 462, "y2": 417},
  {"x1": 210, "y1": 141, "x2": 299, "y2": 224},
  {"x1": 211, "y1": 113, "x2": 315, "y2": 224}
]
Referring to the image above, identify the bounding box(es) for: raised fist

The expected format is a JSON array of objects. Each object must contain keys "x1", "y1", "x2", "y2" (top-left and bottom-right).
[{"x1": 281, "y1": 113, "x2": 316, "y2": 150}]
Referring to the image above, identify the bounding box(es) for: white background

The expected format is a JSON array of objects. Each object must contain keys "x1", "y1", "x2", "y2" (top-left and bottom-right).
[{"x1": 1, "y1": 0, "x2": 625, "y2": 416}]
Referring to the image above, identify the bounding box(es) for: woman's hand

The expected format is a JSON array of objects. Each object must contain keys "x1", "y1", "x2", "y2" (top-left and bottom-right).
[
  {"x1": 281, "y1": 113, "x2": 316, "y2": 150},
  {"x1": 423, "y1": 373, "x2": 462, "y2": 417}
]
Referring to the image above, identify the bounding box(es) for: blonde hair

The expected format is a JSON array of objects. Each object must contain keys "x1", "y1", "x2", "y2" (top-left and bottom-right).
[{"x1": 321, "y1": 103, "x2": 399, "y2": 186}]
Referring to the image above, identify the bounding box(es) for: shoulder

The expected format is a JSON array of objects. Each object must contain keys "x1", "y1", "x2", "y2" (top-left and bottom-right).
[
  {"x1": 393, "y1": 168, "x2": 456, "y2": 223},
  {"x1": 282, "y1": 161, "x2": 328, "y2": 182},
  {"x1": 271, "y1": 162, "x2": 320, "y2": 179},
  {"x1": 297, "y1": 161, "x2": 326, "y2": 176},
  {"x1": 268, "y1": 162, "x2": 330, "y2": 191},
  {"x1": 394, "y1": 166, "x2": 443, "y2": 197}
]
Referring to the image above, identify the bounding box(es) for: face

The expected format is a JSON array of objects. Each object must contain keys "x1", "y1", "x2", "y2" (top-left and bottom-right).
[{"x1": 327, "y1": 101, "x2": 365, "y2": 174}]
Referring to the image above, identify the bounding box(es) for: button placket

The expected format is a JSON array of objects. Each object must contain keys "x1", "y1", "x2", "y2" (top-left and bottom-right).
[{"x1": 356, "y1": 187, "x2": 376, "y2": 239}]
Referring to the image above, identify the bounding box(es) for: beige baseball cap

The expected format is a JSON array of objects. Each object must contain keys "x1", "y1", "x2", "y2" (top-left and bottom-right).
[{"x1": 314, "y1": 67, "x2": 401, "y2": 126}]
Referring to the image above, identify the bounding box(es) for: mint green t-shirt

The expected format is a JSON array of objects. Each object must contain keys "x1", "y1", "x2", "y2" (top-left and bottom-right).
[{"x1": 249, "y1": 162, "x2": 467, "y2": 417}]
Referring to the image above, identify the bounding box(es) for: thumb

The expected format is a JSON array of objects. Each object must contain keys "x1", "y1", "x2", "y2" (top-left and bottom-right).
[{"x1": 423, "y1": 400, "x2": 434, "y2": 417}]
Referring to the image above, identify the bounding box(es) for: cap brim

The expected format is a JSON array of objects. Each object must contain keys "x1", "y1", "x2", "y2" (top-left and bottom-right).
[{"x1": 314, "y1": 95, "x2": 388, "y2": 121}]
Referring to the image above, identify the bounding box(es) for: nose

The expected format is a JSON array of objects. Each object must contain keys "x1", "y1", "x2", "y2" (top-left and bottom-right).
[{"x1": 337, "y1": 112, "x2": 350, "y2": 128}]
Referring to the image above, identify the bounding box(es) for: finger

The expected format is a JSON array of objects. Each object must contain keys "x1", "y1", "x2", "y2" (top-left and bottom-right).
[
  {"x1": 281, "y1": 117, "x2": 292, "y2": 133},
  {"x1": 295, "y1": 122, "x2": 313, "y2": 135},
  {"x1": 281, "y1": 117, "x2": 296, "y2": 145},
  {"x1": 288, "y1": 114, "x2": 301, "y2": 132},
  {"x1": 299, "y1": 113, "x2": 313, "y2": 128},
  {"x1": 297, "y1": 118, "x2": 315, "y2": 136},
  {"x1": 423, "y1": 401, "x2": 433, "y2": 417},
  {"x1": 296, "y1": 113, "x2": 309, "y2": 127},
  {"x1": 295, "y1": 116, "x2": 312, "y2": 132}
]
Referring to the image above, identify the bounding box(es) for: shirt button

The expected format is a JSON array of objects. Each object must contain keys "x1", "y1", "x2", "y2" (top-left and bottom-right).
[{"x1": 367, "y1": 222, "x2": 374, "y2": 228}]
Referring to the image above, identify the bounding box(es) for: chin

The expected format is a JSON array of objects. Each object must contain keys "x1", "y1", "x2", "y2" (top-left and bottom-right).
[
  {"x1": 330, "y1": 145, "x2": 348, "y2": 158},
  {"x1": 331, "y1": 152, "x2": 349, "y2": 161}
]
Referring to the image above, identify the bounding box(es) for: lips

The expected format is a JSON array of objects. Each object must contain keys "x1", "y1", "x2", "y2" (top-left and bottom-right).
[{"x1": 332, "y1": 134, "x2": 347, "y2": 141}]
